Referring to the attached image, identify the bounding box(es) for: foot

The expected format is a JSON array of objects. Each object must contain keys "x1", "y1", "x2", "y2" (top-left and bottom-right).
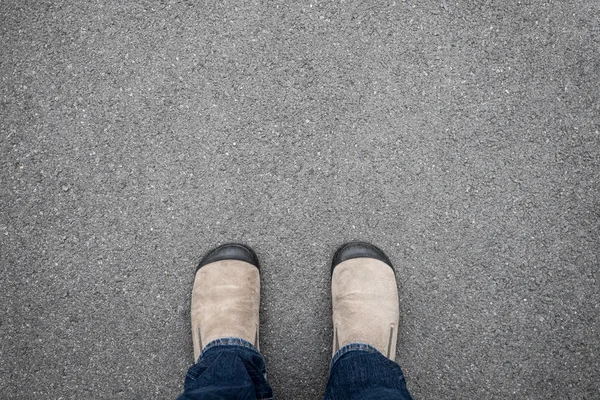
[
  {"x1": 331, "y1": 242, "x2": 400, "y2": 359},
  {"x1": 191, "y1": 243, "x2": 261, "y2": 360}
]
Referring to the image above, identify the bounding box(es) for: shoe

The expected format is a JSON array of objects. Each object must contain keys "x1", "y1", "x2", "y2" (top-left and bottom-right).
[
  {"x1": 331, "y1": 242, "x2": 399, "y2": 359},
  {"x1": 191, "y1": 243, "x2": 261, "y2": 360}
]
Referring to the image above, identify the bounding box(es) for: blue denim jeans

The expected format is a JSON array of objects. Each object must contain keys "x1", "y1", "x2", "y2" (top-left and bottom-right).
[{"x1": 177, "y1": 338, "x2": 412, "y2": 400}]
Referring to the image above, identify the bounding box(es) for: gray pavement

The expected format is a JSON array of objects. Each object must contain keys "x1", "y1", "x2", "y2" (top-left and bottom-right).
[{"x1": 1, "y1": 0, "x2": 599, "y2": 398}]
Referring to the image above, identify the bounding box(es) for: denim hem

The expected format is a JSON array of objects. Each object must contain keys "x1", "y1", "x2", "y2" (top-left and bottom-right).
[
  {"x1": 199, "y1": 337, "x2": 260, "y2": 360},
  {"x1": 329, "y1": 342, "x2": 383, "y2": 372}
]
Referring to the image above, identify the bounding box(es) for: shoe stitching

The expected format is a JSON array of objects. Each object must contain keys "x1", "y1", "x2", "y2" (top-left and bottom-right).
[{"x1": 387, "y1": 324, "x2": 394, "y2": 358}]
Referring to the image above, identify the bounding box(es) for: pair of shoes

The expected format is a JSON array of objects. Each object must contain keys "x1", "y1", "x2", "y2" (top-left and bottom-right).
[{"x1": 191, "y1": 242, "x2": 400, "y2": 361}]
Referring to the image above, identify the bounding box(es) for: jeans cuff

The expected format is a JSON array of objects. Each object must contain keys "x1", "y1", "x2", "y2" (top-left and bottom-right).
[
  {"x1": 199, "y1": 337, "x2": 260, "y2": 361},
  {"x1": 330, "y1": 342, "x2": 383, "y2": 372}
]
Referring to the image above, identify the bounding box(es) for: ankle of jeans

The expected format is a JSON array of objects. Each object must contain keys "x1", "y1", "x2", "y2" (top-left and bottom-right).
[
  {"x1": 199, "y1": 337, "x2": 260, "y2": 360},
  {"x1": 330, "y1": 342, "x2": 383, "y2": 372}
]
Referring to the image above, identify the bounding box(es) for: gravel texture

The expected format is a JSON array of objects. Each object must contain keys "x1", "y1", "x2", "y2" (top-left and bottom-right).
[{"x1": 1, "y1": 0, "x2": 599, "y2": 398}]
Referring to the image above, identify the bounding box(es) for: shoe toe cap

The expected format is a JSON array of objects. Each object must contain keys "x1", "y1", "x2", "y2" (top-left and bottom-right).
[
  {"x1": 197, "y1": 243, "x2": 259, "y2": 271},
  {"x1": 331, "y1": 242, "x2": 393, "y2": 274}
]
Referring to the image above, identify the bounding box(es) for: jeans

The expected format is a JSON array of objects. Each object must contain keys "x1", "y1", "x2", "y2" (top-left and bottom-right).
[{"x1": 177, "y1": 338, "x2": 413, "y2": 400}]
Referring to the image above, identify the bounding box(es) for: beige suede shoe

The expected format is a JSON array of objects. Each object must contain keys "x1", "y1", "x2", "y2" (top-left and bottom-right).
[
  {"x1": 331, "y1": 242, "x2": 400, "y2": 360},
  {"x1": 191, "y1": 243, "x2": 261, "y2": 361}
]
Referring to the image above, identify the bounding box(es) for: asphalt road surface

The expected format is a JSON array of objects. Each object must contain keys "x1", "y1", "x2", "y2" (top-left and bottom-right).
[{"x1": 1, "y1": 1, "x2": 599, "y2": 399}]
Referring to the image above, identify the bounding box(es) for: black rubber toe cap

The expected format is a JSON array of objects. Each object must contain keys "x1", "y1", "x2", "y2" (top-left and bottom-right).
[
  {"x1": 331, "y1": 242, "x2": 393, "y2": 274},
  {"x1": 197, "y1": 243, "x2": 259, "y2": 271}
]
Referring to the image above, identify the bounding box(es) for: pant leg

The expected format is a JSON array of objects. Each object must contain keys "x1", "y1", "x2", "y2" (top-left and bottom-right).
[
  {"x1": 323, "y1": 343, "x2": 413, "y2": 400},
  {"x1": 178, "y1": 338, "x2": 273, "y2": 400}
]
